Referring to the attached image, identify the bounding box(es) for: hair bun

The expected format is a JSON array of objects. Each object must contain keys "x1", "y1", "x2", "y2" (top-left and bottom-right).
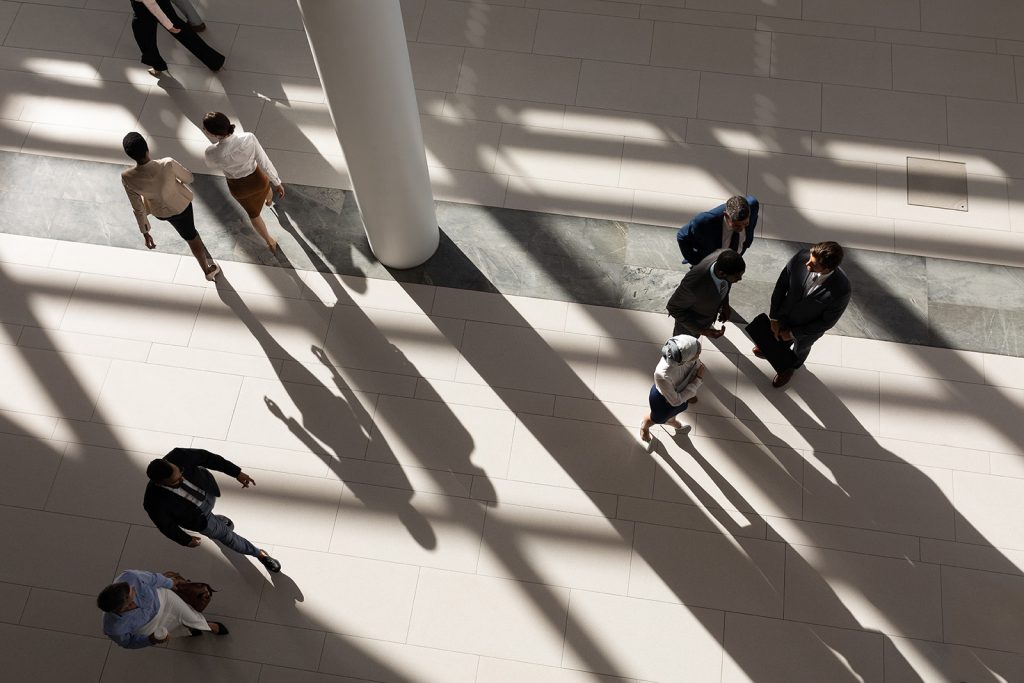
[{"x1": 228, "y1": 124, "x2": 235, "y2": 134}]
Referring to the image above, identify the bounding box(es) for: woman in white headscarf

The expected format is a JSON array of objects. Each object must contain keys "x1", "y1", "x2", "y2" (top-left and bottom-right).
[{"x1": 640, "y1": 334, "x2": 705, "y2": 442}]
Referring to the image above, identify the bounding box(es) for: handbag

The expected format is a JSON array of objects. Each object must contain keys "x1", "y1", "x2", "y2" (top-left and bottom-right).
[{"x1": 163, "y1": 571, "x2": 217, "y2": 613}]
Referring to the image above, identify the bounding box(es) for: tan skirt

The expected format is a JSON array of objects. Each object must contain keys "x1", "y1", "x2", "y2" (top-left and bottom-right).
[{"x1": 226, "y1": 167, "x2": 270, "y2": 219}]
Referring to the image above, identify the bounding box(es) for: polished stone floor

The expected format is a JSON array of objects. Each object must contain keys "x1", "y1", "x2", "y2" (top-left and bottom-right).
[{"x1": 1, "y1": 149, "x2": 1020, "y2": 357}]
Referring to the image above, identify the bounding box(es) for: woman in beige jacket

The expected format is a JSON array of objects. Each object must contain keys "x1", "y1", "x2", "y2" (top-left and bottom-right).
[{"x1": 121, "y1": 132, "x2": 220, "y2": 280}]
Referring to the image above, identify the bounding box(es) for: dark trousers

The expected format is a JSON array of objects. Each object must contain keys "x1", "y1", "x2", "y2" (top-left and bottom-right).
[
  {"x1": 130, "y1": 1, "x2": 224, "y2": 72},
  {"x1": 789, "y1": 332, "x2": 822, "y2": 369}
]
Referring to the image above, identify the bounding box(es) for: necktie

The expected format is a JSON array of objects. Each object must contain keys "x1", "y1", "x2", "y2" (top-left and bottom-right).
[
  {"x1": 180, "y1": 478, "x2": 206, "y2": 501},
  {"x1": 729, "y1": 230, "x2": 740, "y2": 252}
]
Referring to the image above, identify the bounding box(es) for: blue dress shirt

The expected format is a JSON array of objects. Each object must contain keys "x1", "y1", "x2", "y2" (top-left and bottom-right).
[{"x1": 102, "y1": 570, "x2": 173, "y2": 649}]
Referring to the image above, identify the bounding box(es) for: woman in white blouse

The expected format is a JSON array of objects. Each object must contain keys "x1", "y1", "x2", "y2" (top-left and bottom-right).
[
  {"x1": 639, "y1": 334, "x2": 705, "y2": 442},
  {"x1": 202, "y1": 112, "x2": 285, "y2": 251}
]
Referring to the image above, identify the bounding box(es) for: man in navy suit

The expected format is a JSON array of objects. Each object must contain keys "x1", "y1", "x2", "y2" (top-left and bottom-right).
[
  {"x1": 676, "y1": 195, "x2": 759, "y2": 266},
  {"x1": 755, "y1": 241, "x2": 851, "y2": 388}
]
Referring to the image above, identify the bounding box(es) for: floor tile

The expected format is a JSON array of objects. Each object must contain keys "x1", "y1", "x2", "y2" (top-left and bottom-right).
[
  {"x1": 167, "y1": 614, "x2": 326, "y2": 671},
  {"x1": 477, "y1": 657, "x2": 632, "y2": 683},
  {"x1": 366, "y1": 394, "x2": 515, "y2": 477},
  {"x1": 842, "y1": 432, "x2": 991, "y2": 474},
  {"x1": 947, "y1": 97, "x2": 1024, "y2": 154},
  {"x1": 419, "y1": 0, "x2": 538, "y2": 52},
  {"x1": 139, "y1": 88, "x2": 265, "y2": 144},
  {"x1": 721, "y1": 612, "x2": 883, "y2": 682},
  {"x1": 619, "y1": 137, "x2": 748, "y2": 198},
  {"x1": 921, "y1": 0, "x2": 1024, "y2": 41},
  {"x1": 431, "y1": 288, "x2": 567, "y2": 331},
  {"x1": 409, "y1": 42, "x2": 465, "y2": 92},
  {"x1": 440, "y1": 92, "x2": 565, "y2": 128},
  {"x1": 884, "y1": 635, "x2": 1024, "y2": 683},
  {"x1": 921, "y1": 538, "x2": 1024, "y2": 576},
  {"x1": 802, "y1": 0, "x2": 919, "y2": 29},
  {"x1": 477, "y1": 503, "x2": 633, "y2": 593},
  {"x1": 812, "y1": 132, "x2": 939, "y2": 166},
  {"x1": 759, "y1": 203, "x2": 894, "y2": 253},
  {"x1": 507, "y1": 413, "x2": 655, "y2": 497},
  {"x1": 421, "y1": 114, "x2": 501, "y2": 174},
  {"x1": 473, "y1": 477, "x2": 616, "y2": 517},
  {"x1": 320, "y1": 632, "x2": 479, "y2": 683},
  {"x1": 504, "y1": 175, "x2": 634, "y2": 222},
  {"x1": 772, "y1": 32, "x2": 892, "y2": 89},
  {"x1": 0, "y1": 344, "x2": 110, "y2": 420},
  {"x1": 45, "y1": 443, "x2": 154, "y2": 525},
  {"x1": 255, "y1": 547, "x2": 418, "y2": 640},
  {"x1": 575, "y1": 60, "x2": 699, "y2": 118},
  {"x1": 20, "y1": 587, "x2": 104, "y2": 639},
  {"x1": 0, "y1": 624, "x2": 108, "y2": 683},
  {"x1": 0, "y1": 506, "x2": 126, "y2": 594},
  {"x1": 60, "y1": 272, "x2": 204, "y2": 345},
  {"x1": 783, "y1": 545, "x2": 943, "y2": 641},
  {"x1": 562, "y1": 105, "x2": 687, "y2": 141},
  {"x1": 97, "y1": 359, "x2": 242, "y2": 439},
  {"x1": 941, "y1": 564, "x2": 1024, "y2": 653},
  {"x1": 329, "y1": 484, "x2": 486, "y2": 571},
  {"x1": 102, "y1": 646, "x2": 261, "y2": 683},
  {"x1": 5, "y1": 4, "x2": 126, "y2": 56},
  {"x1": 802, "y1": 452, "x2": 956, "y2": 538},
  {"x1": 534, "y1": 11, "x2": 652, "y2": 64},
  {"x1": 254, "y1": 99, "x2": 341, "y2": 157},
  {"x1": 0, "y1": 233, "x2": 56, "y2": 267},
  {"x1": 749, "y1": 152, "x2": 877, "y2": 216},
  {"x1": 457, "y1": 48, "x2": 581, "y2": 105},
  {"x1": 755, "y1": 16, "x2": 875, "y2": 40},
  {"x1": 822, "y1": 85, "x2": 947, "y2": 144},
  {"x1": 697, "y1": 72, "x2": 821, "y2": 130},
  {"x1": 0, "y1": 262, "x2": 79, "y2": 328},
  {"x1": 561, "y1": 589, "x2": 724, "y2": 682},
  {"x1": 228, "y1": 26, "x2": 316, "y2": 78},
  {"x1": 894, "y1": 44, "x2": 1016, "y2": 101},
  {"x1": 407, "y1": 568, "x2": 569, "y2": 666},
  {"x1": 653, "y1": 21, "x2": 770, "y2": 76},
  {"x1": 415, "y1": 377, "x2": 554, "y2": 416},
  {"x1": 629, "y1": 523, "x2": 786, "y2": 617},
  {"x1": 20, "y1": 326, "x2": 151, "y2": 362},
  {"x1": 0, "y1": 432, "x2": 63, "y2": 510},
  {"x1": 0, "y1": 581, "x2": 29, "y2": 624},
  {"x1": 494, "y1": 124, "x2": 623, "y2": 187},
  {"x1": 147, "y1": 342, "x2": 283, "y2": 380},
  {"x1": 767, "y1": 515, "x2": 920, "y2": 560}
]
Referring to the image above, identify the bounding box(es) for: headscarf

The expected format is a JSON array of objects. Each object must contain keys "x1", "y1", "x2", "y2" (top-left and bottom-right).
[{"x1": 661, "y1": 334, "x2": 701, "y2": 364}]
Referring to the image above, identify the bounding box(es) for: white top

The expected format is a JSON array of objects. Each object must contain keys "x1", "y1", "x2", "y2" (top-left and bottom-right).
[
  {"x1": 720, "y1": 217, "x2": 747, "y2": 254},
  {"x1": 204, "y1": 131, "x2": 282, "y2": 187},
  {"x1": 653, "y1": 357, "x2": 704, "y2": 407}
]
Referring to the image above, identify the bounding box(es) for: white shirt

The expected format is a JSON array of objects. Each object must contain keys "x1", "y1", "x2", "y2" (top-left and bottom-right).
[
  {"x1": 204, "y1": 132, "x2": 282, "y2": 187},
  {"x1": 721, "y1": 217, "x2": 747, "y2": 254}
]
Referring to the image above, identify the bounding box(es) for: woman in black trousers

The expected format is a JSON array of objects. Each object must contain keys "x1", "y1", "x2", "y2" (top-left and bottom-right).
[{"x1": 130, "y1": 0, "x2": 224, "y2": 75}]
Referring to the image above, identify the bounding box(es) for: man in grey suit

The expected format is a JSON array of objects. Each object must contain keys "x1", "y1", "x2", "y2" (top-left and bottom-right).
[
  {"x1": 755, "y1": 241, "x2": 851, "y2": 388},
  {"x1": 667, "y1": 249, "x2": 745, "y2": 338}
]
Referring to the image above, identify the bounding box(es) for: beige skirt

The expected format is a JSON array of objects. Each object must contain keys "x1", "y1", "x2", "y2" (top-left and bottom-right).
[
  {"x1": 137, "y1": 588, "x2": 210, "y2": 639},
  {"x1": 226, "y1": 166, "x2": 270, "y2": 219}
]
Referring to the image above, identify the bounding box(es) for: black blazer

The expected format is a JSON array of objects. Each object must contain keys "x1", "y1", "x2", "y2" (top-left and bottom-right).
[
  {"x1": 143, "y1": 448, "x2": 242, "y2": 546},
  {"x1": 676, "y1": 196, "x2": 758, "y2": 265},
  {"x1": 666, "y1": 249, "x2": 731, "y2": 335},
  {"x1": 770, "y1": 249, "x2": 851, "y2": 338}
]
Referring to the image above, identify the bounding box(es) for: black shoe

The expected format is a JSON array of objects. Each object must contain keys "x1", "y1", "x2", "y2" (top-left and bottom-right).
[
  {"x1": 216, "y1": 514, "x2": 234, "y2": 530},
  {"x1": 188, "y1": 627, "x2": 204, "y2": 636},
  {"x1": 209, "y1": 621, "x2": 229, "y2": 636},
  {"x1": 258, "y1": 552, "x2": 281, "y2": 573}
]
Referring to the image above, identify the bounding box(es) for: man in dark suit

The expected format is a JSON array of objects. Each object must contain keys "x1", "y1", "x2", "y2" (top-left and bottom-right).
[
  {"x1": 144, "y1": 448, "x2": 281, "y2": 573},
  {"x1": 667, "y1": 249, "x2": 745, "y2": 338},
  {"x1": 756, "y1": 241, "x2": 851, "y2": 388},
  {"x1": 676, "y1": 195, "x2": 759, "y2": 266}
]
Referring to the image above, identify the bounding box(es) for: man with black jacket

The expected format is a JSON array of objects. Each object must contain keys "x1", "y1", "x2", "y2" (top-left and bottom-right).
[{"x1": 143, "y1": 448, "x2": 281, "y2": 573}]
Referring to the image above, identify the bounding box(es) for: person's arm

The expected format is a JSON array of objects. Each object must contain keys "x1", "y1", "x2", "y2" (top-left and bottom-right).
[
  {"x1": 769, "y1": 256, "x2": 793, "y2": 323},
  {"x1": 676, "y1": 220, "x2": 699, "y2": 264},
  {"x1": 653, "y1": 362, "x2": 686, "y2": 407},
  {"x1": 177, "y1": 448, "x2": 243, "y2": 478},
  {"x1": 140, "y1": 0, "x2": 177, "y2": 31},
  {"x1": 145, "y1": 497, "x2": 195, "y2": 546},
  {"x1": 169, "y1": 158, "x2": 193, "y2": 185},
  {"x1": 252, "y1": 136, "x2": 283, "y2": 190},
  {"x1": 675, "y1": 364, "x2": 705, "y2": 404},
  {"x1": 122, "y1": 177, "x2": 149, "y2": 234}
]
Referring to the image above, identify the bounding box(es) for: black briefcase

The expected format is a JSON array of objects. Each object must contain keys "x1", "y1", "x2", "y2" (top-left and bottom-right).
[{"x1": 745, "y1": 313, "x2": 798, "y2": 373}]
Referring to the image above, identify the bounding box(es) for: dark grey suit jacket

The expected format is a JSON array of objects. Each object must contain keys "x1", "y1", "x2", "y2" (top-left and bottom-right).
[
  {"x1": 666, "y1": 249, "x2": 730, "y2": 335},
  {"x1": 770, "y1": 249, "x2": 851, "y2": 338}
]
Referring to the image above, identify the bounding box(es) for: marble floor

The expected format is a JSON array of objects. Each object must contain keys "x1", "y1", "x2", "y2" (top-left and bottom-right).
[{"x1": 1, "y1": 1, "x2": 1024, "y2": 682}]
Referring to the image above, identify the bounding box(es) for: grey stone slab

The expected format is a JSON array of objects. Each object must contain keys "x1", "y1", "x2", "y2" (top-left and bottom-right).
[
  {"x1": 620, "y1": 266, "x2": 681, "y2": 313},
  {"x1": 0, "y1": 151, "x2": 75, "y2": 200},
  {"x1": 0, "y1": 188, "x2": 55, "y2": 237},
  {"x1": 929, "y1": 302, "x2": 1024, "y2": 357},
  {"x1": 624, "y1": 223, "x2": 684, "y2": 270},
  {"x1": 61, "y1": 159, "x2": 131, "y2": 204},
  {"x1": 842, "y1": 249, "x2": 928, "y2": 299},
  {"x1": 49, "y1": 199, "x2": 142, "y2": 249},
  {"x1": 837, "y1": 291, "x2": 930, "y2": 345},
  {"x1": 928, "y1": 258, "x2": 1024, "y2": 310}
]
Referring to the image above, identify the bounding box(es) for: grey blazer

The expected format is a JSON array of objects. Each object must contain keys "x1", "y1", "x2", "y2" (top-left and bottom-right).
[{"x1": 666, "y1": 249, "x2": 730, "y2": 335}]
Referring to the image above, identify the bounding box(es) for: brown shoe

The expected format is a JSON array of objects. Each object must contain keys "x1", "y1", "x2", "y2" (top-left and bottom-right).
[
  {"x1": 752, "y1": 346, "x2": 765, "y2": 359},
  {"x1": 772, "y1": 369, "x2": 794, "y2": 388},
  {"x1": 687, "y1": 396, "x2": 698, "y2": 405},
  {"x1": 189, "y1": 22, "x2": 206, "y2": 32}
]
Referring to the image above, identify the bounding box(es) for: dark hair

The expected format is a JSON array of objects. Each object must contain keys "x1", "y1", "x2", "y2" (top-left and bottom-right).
[
  {"x1": 122, "y1": 132, "x2": 148, "y2": 163},
  {"x1": 202, "y1": 111, "x2": 235, "y2": 137},
  {"x1": 725, "y1": 195, "x2": 750, "y2": 222},
  {"x1": 97, "y1": 582, "x2": 130, "y2": 612},
  {"x1": 810, "y1": 240, "x2": 844, "y2": 270},
  {"x1": 146, "y1": 458, "x2": 173, "y2": 482},
  {"x1": 715, "y1": 249, "x2": 746, "y2": 275}
]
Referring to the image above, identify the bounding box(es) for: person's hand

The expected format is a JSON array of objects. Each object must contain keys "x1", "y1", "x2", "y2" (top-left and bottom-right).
[
  {"x1": 770, "y1": 319, "x2": 782, "y2": 340},
  {"x1": 162, "y1": 572, "x2": 184, "y2": 588},
  {"x1": 718, "y1": 305, "x2": 732, "y2": 323},
  {"x1": 275, "y1": 184, "x2": 286, "y2": 199},
  {"x1": 236, "y1": 472, "x2": 256, "y2": 488},
  {"x1": 696, "y1": 363, "x2": 706, "y2": 379},
  {"x1": 780, "y1": 329, "x2": 795, "y2": 342},
  {"x1": 187, "y1": 536, "x2": 202, "y2": 548},
  {"x1": 143, "y1": 232, "x2": 156, "y2": 250},
  {"x1": 148, "y1": 632, "x2": 169, "y2": 645}
]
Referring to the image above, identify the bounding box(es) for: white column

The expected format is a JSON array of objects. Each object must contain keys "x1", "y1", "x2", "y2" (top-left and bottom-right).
[{"x1": 297, "y1": 0, "x2": 438, "y2": 269}]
